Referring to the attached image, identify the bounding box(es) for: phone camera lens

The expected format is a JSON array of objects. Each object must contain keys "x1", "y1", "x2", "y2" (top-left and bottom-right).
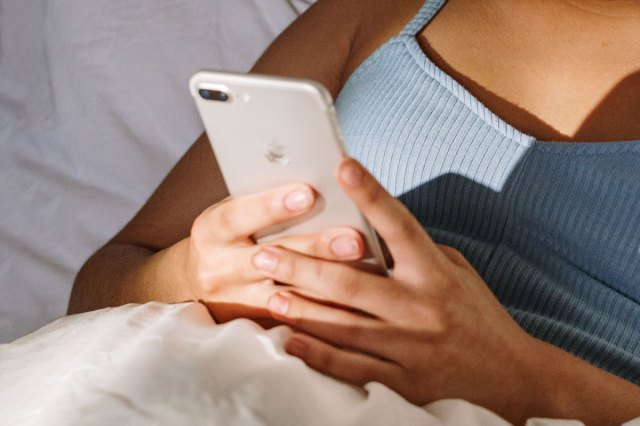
[{"x1": 199, "y1": 89, "x2": 230, "y2": 102}]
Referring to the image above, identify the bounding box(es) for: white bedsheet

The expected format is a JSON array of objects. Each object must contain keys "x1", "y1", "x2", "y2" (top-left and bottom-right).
[
  {"x1": 0, "y1": 0, "x2": 313, "y2": 342},
  {"x1": 3, "y1": 302, "x2": 626, "y2": 426}
]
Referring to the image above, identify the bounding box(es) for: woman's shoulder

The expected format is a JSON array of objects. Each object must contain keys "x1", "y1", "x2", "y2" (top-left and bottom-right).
[
  {"x1": 251, "y1": 0, "x2": 425, "y2": 97},
  {"x1": 345, "y1": 0, "x2": 425, "y2": 83}
]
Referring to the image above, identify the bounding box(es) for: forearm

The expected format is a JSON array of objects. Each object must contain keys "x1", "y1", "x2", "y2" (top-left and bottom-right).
[
  {"x1": 68, "y1": 239, "x2": 193, "y2": 314},
  {"x1": 518, "y1": 337, "x2": 640, "y2": 425}
]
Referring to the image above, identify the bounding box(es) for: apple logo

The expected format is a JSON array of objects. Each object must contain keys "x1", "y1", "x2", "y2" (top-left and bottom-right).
[{"x1": 264, "y1": 140, "x2": 290, "y2": 166}]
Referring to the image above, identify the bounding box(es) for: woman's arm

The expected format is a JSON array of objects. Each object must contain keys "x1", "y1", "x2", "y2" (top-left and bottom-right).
[
  {"x1": 68, "y1": 0, "x2": 366, "y2": 316},
  {"x1": 69, "y1": 134, "x2": 222, "y2": 312},
  {"x1": 526, "y1": 338, "x2": 640, "y2": 425}
]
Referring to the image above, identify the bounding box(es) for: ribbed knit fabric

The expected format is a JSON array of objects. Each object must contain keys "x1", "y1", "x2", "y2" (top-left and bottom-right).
[{"x1": 335, "y1": 0, "x2": 640, "y2": 383}]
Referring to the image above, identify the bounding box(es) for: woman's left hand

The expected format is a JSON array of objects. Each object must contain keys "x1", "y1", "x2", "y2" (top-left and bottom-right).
[{"x1": 251, "y1": 158, "x2": 543, "y2": 421}]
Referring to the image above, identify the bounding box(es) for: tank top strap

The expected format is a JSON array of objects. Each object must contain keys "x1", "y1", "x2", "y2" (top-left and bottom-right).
[{"x1": 399, "y1": 0, "x2": 447, "y2": 36}]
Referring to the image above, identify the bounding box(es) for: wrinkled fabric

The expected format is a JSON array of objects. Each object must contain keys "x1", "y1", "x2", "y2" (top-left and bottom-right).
[{"x1": 3, "y1": 302, "x2": 629, "y2": 426}]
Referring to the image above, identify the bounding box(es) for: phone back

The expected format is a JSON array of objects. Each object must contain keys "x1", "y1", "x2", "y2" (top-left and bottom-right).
[{"x1": 190, "y1": 71, "x2": 387, "y2": 275}]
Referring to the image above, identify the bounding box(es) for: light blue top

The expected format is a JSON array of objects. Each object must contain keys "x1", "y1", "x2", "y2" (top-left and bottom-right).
[{"x1": 336, "y1": 0, "x2": 640, "y2": 383}]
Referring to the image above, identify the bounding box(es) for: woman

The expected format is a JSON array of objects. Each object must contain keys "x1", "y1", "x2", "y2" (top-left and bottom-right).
[{"x1": 69, "y1": 0, "x2": 640, "y2": 423}]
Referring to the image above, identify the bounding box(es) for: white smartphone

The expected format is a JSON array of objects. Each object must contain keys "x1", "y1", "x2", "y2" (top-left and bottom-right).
[{"x1": 189, "y1": 70, "x2": 388, "y2": 275}]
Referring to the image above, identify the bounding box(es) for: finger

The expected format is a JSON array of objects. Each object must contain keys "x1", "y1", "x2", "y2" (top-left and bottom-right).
[
  {"x1": 199, "y1": 235, "x2": 360, "y2": 294},
  {"x1": 252, "y1": 246, "x2": 405, "y2": 319},
  {"x1": 284, "y1": 333, "x2": 404, "y2": 389},
  {"x1": 192, "y1": 183, "x2": 316, "y2": 245},
  {"x1": 335, "y1": 158, "x2": 447, "y2": 269},
  {"x1": 194, "y1": 227, "x2": 363, "y2": 296},
  {"x1": 203, "y1": 279, "x2": 284, "y2": 323},
  {"x1": 270, "y1": 227, "x2": 364, "y2": 261},
  {"x1": 267, "y1": 291, "x2": 395, "y2": 359},
  {"x1": 194, "y1": 245, "x2": 270, "y2": 292}
]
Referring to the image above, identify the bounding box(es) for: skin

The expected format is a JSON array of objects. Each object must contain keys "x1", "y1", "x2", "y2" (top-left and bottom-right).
[
  {"x1": 417, "y1": 0, "x2": 640, "y2": 141},
  {"x1": 69, "y1": 0, "x2": 640, "y2": 423},
  {"x1": 264, "y1": 159, "x2": 640, "y2": 424}
]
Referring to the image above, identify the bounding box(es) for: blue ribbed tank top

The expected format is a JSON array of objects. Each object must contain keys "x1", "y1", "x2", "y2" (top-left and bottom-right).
[{"x1": 335, "y1": 0, "x2": 640, "y2": 382}]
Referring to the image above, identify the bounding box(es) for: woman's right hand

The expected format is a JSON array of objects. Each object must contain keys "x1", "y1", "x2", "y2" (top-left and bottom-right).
[{"x1": 186, "y1": 183, "x2": 365, "y2": 323}]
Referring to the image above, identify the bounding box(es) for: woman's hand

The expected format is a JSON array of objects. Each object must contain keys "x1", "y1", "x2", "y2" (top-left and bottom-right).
[
  {"x1": 251, "y1": 158, "x2": 542, "y2": 421},
  {"x1": 187, "y1": 183, "x2": 365, "y2": 323}
]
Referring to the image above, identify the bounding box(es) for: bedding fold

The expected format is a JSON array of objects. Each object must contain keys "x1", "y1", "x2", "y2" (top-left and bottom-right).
[{"x1": 2, "y1": 302, "x2": 635, "y2": 425}]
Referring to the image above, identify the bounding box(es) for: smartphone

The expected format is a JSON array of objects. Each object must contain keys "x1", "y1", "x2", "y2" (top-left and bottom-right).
[{"x1": 190, "y1": 70, "x2": 388, "y2": 275}]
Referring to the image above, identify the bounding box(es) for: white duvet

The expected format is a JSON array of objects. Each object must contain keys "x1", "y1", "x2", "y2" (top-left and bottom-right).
[{"x1": 4, "y1": 302, "x2": 631, "y2": 426}]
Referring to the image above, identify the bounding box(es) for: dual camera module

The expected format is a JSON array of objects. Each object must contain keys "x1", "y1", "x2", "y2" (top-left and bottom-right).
[{"x1": 199, "y1": 89, "x2": 230, "y2": 102}]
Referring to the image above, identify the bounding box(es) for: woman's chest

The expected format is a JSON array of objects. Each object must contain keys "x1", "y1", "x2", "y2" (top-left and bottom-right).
[
  {"x1": 415, "y1": 0, "x2": 640, "y2": 142},
  {"x1": 337, "y1": 52, "x2": 640, "y2": 299}
]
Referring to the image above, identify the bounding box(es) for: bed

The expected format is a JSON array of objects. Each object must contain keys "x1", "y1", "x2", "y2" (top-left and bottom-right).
[
  {"x1": 0, "y1": 1, "x2": 638, "y2": 424},
  {"x1": 0, "y1": 0, "x2": 313, "y2": 343}
]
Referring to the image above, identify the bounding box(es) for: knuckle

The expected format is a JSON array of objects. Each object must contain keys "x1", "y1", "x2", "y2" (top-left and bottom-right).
[
  {"x1": 192, "y1": 203, "x2": 234, "y2": 243},
  {"x1": 188, "y1": 241, "x2": 227, "y2": 295},
  {"x1": 213, "y1": 205, "x2": 237, "y2": 238},
  {"x1": 395, "y1": 214, "x2": 419, "y2": 241},
  {"x1": 257, "y1": 195, "x2": 279, "y2": 220},
  {"x1": 278, "y1": 254, "x2": 298, "y2": 281},
  {"x1": 190, "y1": 210, "x2": 210, "y2": 243},
  {"x1": 189, "y1": 251, "x2": 234, "y2": 296},
  {"x1": 404, "y1": 377, "x2": 435, "y2": 405},
  {"x1": 342, "y1": 322, "x2": 364, "y2": 344},
  {"x1": 362, "y1": 180, "x2": 384, "y2": 205},
  {"x1": 303, "y1": 236, "x2": 323, "y2": 258},
  {"x1": 195, "y1": 267, "x2": 221, "y2": 295},
  {"x1": 284, "y1": 298, "x2": 304, "y2": 325},
  {"x1": 310, "y1": 257, "x2": 326, "y2": 280},
  {"x1": 281, "y1": 232, "x2": 327, "y2": 259},
  {"x1": 424, "y1": 267, "x2": 457, "y2": 293},
  {"x1": 438, "y1": 245, "x2": 467, "y2": 266},
  {"x1": 353, "y1": 364, "x2": 378, "y2": 385},
  {"x1": 446, "y1": 246, "x2": 464, "y2": 260},
  {"x1": 317, "y1": 348, "x2": 336, "y2": 372}
]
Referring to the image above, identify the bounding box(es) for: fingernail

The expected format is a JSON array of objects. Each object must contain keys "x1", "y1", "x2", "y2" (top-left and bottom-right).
[
  {"x1": 252, "y1": 250, "x2": 279, "y2": 272},
  {"x1": 330, "y1": 235, "x2": 360, "y2": 257},
  {"x1": 340, "y1": 163, "x2": 363, "y2": 187},
  {"x1": 286, "y1": 338, "x2": 310, "y2": 357},
  {"x1": 284, "y1": 188, "x2": 313, "y2": 212},
  {"x1": 268, "y1": 293, "x2": 290, "y2": 315}
]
